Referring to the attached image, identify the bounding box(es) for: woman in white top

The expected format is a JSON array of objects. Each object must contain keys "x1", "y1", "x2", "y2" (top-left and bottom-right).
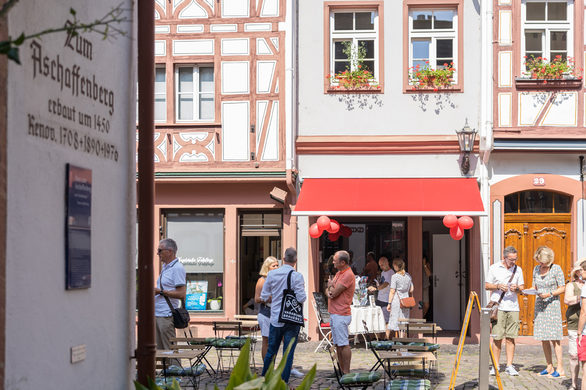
[
  {"x1": 387, "y1": 258, "x2": 414, "y2": 338},
  {"x1": 255, "y1": 256, "x2": 279, "y2": 360}
]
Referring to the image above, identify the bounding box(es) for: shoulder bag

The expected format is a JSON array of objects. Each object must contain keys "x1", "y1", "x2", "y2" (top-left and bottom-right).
[
  {"x1": 278, "y1": 270, "x2": 304, "y2": 326},
  {"x1": 399, "y1": 276, "x2": 416, "y2": 309},
  {"x1": 486, "y1": 265, "x2": 517, "y2": 321}
]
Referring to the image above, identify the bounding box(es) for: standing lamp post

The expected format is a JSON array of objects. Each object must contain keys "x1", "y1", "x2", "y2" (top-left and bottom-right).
[{"x1": 455, "y1": 120, "x2": 478, "y2": 175}]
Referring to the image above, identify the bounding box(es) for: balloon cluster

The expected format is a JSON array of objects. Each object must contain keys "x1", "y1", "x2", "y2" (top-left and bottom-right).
[
  {"x1": 309, "y1": 216, "x2": 352, "y2": 241},
  {"x1": 442, "y1": 215, "x2": 474, "y2": 240}
]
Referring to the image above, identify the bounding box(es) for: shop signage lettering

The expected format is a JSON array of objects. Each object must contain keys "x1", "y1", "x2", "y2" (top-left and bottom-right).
[{"x1": 25, "y1": 28, "x2": 119, "y2": 162}]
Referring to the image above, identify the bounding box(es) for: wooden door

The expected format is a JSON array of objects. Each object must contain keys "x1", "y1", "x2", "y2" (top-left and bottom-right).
[{"x1": 504, "y1": 214, "x2": 571, "y2": 336}]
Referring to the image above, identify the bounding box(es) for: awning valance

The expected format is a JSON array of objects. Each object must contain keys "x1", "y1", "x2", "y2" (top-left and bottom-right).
[{"x1": 292, "y1": 178, "x2": 485, "y2": 216}]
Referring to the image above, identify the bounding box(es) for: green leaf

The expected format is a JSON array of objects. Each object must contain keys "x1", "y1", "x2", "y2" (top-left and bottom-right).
[
  {"x1": 0, "y1": 41, "x2": 10, "y2": 54},
  {"x1": 12, "y1": 33, "x2": 25, "y2": 46},
  {"x1": 295, "y1": 364, "x2": 317, "y2": 390},
  {"x1": 7, "y1": 47, "x2": 20, "y2": 64},
  {"x1": 234, "y1": 377, "x2": 265, "y2": 389},
  {"x1": 70, "y1": 8, "x2": 76, "y2": 16},
  {"x1": 225, "y1": 338, "x2": 255, "y2": 390},
  {"x1": 133, "y1": 380, "x2": 150, "y2": 390}
]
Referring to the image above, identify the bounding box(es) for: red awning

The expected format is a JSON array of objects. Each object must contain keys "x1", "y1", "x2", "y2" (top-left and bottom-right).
[{"x1": 292, "y1": 178, "x2": 485, "y2": 216}]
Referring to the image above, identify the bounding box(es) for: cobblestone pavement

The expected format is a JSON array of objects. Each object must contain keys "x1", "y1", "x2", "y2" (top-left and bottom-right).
[{"x1": 192, "y1": 341, "x2": 576, "y2": 389}]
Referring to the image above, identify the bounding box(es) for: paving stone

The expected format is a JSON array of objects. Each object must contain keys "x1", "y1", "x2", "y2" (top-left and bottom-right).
[{"x1": 191, "y1": 341, "x2": 575, "y2": 389}]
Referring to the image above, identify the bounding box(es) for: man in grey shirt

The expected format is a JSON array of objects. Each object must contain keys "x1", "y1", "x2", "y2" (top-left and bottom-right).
[{"x1": 259, "y1": 247, "x2": 306, "y2": 383}]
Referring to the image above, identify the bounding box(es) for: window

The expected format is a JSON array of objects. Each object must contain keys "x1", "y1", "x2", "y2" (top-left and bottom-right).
[
  {"x1": 504, "y1": 191, "x2": 571, "y2": 213},
  {"x1": 522, "y1": 0, "x2": 573, "y2": 63},
  {"x1": 163, "y1": 210, "x2": 224, "y2": 312},
  {"x1": 324, "y1": 2, "x2": 384, "y2": 92},
  {"x1": 136, "y1": 66, "x2": 166, "y2": 123},
  {"x1": 175, "y1": 65, "x2": 215, "y2": 122},
  {"x1": 154, "y1": 67, "x2": 166, "y2": 122},
  {"x1": 409, "y1": 9, "x2": 458, "y2": 81}
]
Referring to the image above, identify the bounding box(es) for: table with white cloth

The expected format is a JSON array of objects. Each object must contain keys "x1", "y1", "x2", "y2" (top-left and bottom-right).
[{"x1": 348, "y1": 305, "x2": 386, "y2": 348}]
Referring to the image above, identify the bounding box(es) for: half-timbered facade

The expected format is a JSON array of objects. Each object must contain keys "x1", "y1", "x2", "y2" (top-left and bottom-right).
[
  {"x1": 490, "y1": 0, "x2": 586, "y2": 336},
  {"x1": 150, "y1": 0, "x2": 296, "y2": 334}
]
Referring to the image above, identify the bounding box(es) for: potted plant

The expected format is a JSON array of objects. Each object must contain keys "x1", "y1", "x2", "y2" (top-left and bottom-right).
[
  {"x1": 409, "y1": 62, "x2": 455, "y2": 91},
  {"x1": 327, "y1": 41, "x2": 380, "y2": 91},
  {"x1": 208, "y1": 296, "x2": 222, "y2": 310},
  {"x1": 515, "y1": 55, "x2": 582, "y2": 89}
]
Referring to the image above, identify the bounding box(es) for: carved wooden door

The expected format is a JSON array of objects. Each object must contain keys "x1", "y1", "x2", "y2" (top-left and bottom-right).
[{"x1": 504, "y1": 215, "x2": 571, "y2": 336}]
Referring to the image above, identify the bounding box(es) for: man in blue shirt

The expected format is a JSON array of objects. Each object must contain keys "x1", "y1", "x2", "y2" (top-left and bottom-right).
[
  {"x1": 259, "y1": 247, "x2": 306, "y2": 383},
  {"x1": 154, "y1": 238, "x2": 186, "y2": 352}
]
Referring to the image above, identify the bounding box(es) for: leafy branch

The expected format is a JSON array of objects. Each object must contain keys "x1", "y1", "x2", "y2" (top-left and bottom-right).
[{"x1": 0, "y1": 1, "x2": 131, "y2": 64}]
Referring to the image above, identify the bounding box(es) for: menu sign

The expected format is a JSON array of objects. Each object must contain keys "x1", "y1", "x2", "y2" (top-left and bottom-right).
[{"x1": 65, "y1": 164, "x2": 92, "y2": 289}]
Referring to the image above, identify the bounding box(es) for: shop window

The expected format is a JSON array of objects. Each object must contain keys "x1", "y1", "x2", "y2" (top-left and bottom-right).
[
  {"x1": 163, "y1": 210, "x2": 224, "y2": 312},
  {"x1": 504, "y1": 191, "x2": 571, "y2": 213}
]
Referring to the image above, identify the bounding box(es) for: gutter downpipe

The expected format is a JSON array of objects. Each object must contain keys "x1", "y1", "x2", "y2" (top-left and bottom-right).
[
  {"x1": 479, "y1": 0, "x2": 494, "y2": 308},
  {"x1": 136, "y1": 0, "x2": 156, "y2": 385}
]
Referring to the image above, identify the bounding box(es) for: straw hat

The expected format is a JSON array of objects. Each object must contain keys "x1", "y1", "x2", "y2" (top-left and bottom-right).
[{"x1": 570, "y1": 265, "x2": 584, "y2": 280}]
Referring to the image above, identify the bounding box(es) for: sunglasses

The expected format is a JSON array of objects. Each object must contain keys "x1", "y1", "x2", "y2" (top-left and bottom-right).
[{"x1": 157, "y1": 248, "x2": 168, "y2": 254}]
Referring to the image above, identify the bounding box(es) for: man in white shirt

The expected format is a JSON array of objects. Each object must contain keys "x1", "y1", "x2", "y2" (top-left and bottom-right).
[
  {"x1": 485, "y1": 246, "x2": 524, "y2": 376},
  {"x1": 259, "y1": 247, "x2": 306, "y2": 383}
]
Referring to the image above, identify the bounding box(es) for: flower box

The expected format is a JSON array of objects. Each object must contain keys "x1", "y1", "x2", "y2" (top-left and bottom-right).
[{"x1": 515, "y1": 77, "x2": 582, "y2": 90}]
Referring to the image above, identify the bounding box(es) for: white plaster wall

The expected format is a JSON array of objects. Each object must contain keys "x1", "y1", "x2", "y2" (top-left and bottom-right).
[
  {"x1": 6, "y1": 1, "x2": 136, "y2": 389},
  {"x1": 488, "y1": 153, "x2": 583, "y2": 184},
  {"x1": 297, "y1": 0, "x2": 482, "y2": 136},
  {"x1": 298, "y1": 154, "x2": 472, "y2": 179}
]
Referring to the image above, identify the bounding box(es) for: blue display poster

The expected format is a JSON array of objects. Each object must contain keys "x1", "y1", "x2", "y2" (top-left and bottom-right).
[{"x1": 186, "y1": 280, "x2": 208, "y2": 310}]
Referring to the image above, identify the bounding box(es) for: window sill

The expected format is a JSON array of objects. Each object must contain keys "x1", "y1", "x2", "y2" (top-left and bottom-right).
[
  {"x1": 404, "y1": 85, "x2": 462, "y2": 93},
  {"x1": 326, "y1": 86, "x2": 383, "y2": 94},
  {"x1": 515, "y1": 78, "x2": 583, "y2": 90}
]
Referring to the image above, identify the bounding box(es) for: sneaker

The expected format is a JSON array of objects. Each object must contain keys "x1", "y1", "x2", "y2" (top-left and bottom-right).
[
  {"x1": 489, "y1": 367, "x2": 496, "y2": 376},
  {"x1": 505, "y1": 365, "x2": 519, "y2": 376},
  {"x1": 290, "y1": 368, "x2": 304, "y2": 378}
]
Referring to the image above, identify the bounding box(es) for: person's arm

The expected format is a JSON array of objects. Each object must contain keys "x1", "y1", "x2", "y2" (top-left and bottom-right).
[
  {"x1": 329, "y1": 272, "x2": 352, "y2": 299},
  {"x1": 293, "y1": 273, "x2": 307, "y2": 303},
  {"x1": 578, "y1": 296, "x2": 586, "y2": 340},
  {"x1": 255, "y1": 278, "x2": 265, "y2": 303},
  {"x1": 386, "y1": 288, "x2": 396, "y2": 310},
  {"x1": 160, "y1": 285, "x2": 186, "y2": 300},
  {"x1": 260, "y1": 274, "x2": 271, "y2": 302},
  {"x1": 565, "y1": 283, "x2": 580, "y2": 305}
]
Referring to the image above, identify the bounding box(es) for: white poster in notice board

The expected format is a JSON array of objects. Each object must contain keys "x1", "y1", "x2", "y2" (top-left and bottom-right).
[{"x1": 186, "y1": 280, "x2": 208, "y2": 310}]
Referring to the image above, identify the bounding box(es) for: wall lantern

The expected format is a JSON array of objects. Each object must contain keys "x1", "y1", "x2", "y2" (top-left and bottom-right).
[{"x1": 455, "y1": 119, "x2": 477, "y2": 175}]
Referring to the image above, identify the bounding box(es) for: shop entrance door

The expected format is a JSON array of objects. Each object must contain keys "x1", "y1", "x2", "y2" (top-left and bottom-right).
[
  {"x1": 239, "y1": 212, "x2": 281, "y2": 314},
  {"x1": 504, "y1": 217, "x2": 571, "y2": 336},
  {"x1": 432, "y1": 234, "x2": 463, "y2": 330},
  {"x1": 503, "y1": 190, "x2": 572, "y2": 336}
]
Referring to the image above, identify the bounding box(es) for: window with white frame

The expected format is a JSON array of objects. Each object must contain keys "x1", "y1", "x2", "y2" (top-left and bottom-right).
[
  {"x1": 330, "y1": 10, "x2": 378, "y2": 81},
  {"x1": 154, "y1": 67, "x2": 166, "y2": 122},
  {"x1": 176, "y1": 65, "x2": 214, "y2": 122},
  {"x1": 522, "y1": 0, "x2": 572, "y2": 64},
  {"x1": 408, "y1": 9, "x2": 458, "y2": 81},
  {"x1": 137, "y1": 66, "x2": 166, "y2": 123}
]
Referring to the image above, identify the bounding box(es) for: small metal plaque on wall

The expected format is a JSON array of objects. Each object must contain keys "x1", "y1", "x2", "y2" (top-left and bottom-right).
[{"x1": 65, "y1": 164, "x2": 92, "y2": 289}]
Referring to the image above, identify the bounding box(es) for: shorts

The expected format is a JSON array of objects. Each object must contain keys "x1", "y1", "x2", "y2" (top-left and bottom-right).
[
  {"x1": 330, "y1": 314, "x2": 352, "y2": 346},
  {"x1": 569, "y1": 330, "x2": 578, "y2": 357},
  {"x1": 375, "y1": 299, "x2": 390, "y2": 323},
  {"x1": 258, "y1": 313, "x2": 270, "y2": 337},
  {"x1": 491, "y1": 310, "x2": 519, "y2": 340}
]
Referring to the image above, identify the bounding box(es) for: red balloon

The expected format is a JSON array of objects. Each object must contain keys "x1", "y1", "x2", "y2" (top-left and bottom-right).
[
  {"x1": 458, "y1": 216, "x2": 474, "y2": 230},
  {"x1": 340, "y1": 226, "x2": 352, "y2": 237},
  {"x1": 328, "y1": 220, "x2": 340, "y2": 234},
  {"x1": 309, "y1": 223, "x2": 322, "y2": 238},
  {"x1": 450, "y1": 226, "x2": 464, "y2": 240},
  {"x1": 328, "y1": 232, "x2": 340, "y2": 241},
  {"x1": 443, "y1": 214, "x2": 458, "y2": 228},
  {"x1": 317, "y1": 216, "x2": 331, "y2": 231}
]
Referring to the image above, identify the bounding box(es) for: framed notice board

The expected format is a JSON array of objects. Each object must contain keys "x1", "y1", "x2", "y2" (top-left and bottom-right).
[{"x1": 65, "y1": 164, "x2": 92, "y2": 289}]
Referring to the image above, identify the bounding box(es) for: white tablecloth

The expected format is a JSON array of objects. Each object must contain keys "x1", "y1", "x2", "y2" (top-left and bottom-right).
[{"x1": 349, "y1": 305, "x2": 386, "y2": 335}]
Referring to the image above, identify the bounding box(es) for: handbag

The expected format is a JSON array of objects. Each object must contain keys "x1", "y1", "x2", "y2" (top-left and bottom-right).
[
  {"x1": 278, "y1": 270, "x2": 304, "y2": 326},
  {"x1": 487, "y1": 265, "x2": 517, "y2": 321},
  {"x1": 163, "y1": 293, "x2": 190, "y2": 329},
  {"x1": 400, "y1": 278, "x2": 416, "y2": 309}
]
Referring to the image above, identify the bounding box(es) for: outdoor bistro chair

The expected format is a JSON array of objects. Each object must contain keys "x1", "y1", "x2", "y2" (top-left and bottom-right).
[
  {"x1": 212, "y1": 320, "x2": 254, "y2": 374},
  {"x1": 368, "y1": 339, "x2": 439, "y2": 380},
  {"x1": 312, "y1": 298, "x2": 333, "y2": 352},
  {"x1": 327, "y1": 345, "x2": 382, "y2": 390}
]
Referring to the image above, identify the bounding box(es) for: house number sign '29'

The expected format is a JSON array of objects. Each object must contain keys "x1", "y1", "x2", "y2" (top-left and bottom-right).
[{"x1": 533, "y1": 177, "x2": 546, "y2": 186}]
